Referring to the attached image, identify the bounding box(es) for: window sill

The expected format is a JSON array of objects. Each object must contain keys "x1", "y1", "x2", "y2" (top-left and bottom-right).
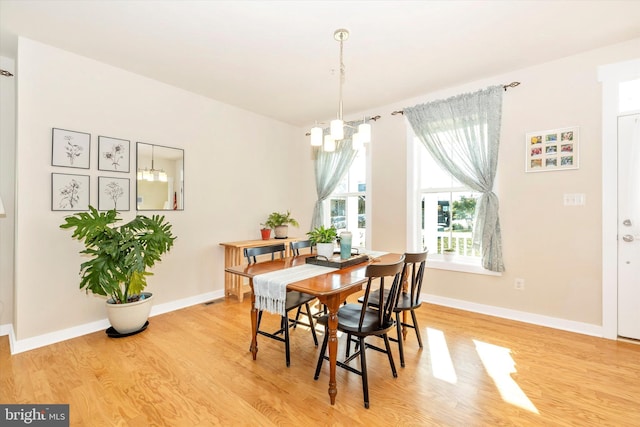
[{"x1": 426, "y1": 258, "x2": 502, "y2": 276}]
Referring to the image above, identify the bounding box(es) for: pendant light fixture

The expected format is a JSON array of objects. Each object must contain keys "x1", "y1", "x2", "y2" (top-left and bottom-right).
[
  {"x1": 137, "y1": 145, "x2": 168, "y2": 182},
  {"x1": 310, "y1": 29, "x2": 372, "y2": 150}
]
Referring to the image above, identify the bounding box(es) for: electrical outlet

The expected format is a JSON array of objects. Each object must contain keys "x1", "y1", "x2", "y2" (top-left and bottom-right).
[{"x1": 514, "y1": 278, "x2": 525, "y2": 290}]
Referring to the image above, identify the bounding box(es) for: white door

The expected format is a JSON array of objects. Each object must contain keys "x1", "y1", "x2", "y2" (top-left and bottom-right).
[{"x1": 618, "y1": 113, "x2": 640, "y2": 340}]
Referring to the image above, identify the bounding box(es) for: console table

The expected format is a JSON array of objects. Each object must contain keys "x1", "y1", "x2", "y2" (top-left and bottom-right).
[{"x1": 219, "y1": 237, "x2": 301, "y2": 301}]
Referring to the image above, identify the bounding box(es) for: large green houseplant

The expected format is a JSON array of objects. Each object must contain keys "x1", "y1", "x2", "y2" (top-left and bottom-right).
[
  {"x1": 60, "y1": 206, "x2": 176, "y2": 334},
  {"x1": 264, "y1": 210, "x2": 299, "y2": 239}
]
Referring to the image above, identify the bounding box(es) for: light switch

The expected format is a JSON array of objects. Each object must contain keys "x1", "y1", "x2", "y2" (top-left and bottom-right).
[{"x1": 563, "y1": 193, "x2": 586, "y2": 206}]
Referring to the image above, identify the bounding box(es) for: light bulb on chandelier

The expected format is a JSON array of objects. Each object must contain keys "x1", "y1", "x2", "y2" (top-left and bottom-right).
[{"x1": 309, "y1": 29, "x2": 373, "y2": 151}]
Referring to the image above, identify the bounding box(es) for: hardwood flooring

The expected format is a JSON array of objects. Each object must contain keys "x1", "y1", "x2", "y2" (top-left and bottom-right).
[{"x1": 1, "y1": 296, "x2": 639, "y2": 426}]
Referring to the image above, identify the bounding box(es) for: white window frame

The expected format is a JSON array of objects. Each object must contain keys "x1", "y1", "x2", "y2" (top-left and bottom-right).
[
  {"x1": 324, "y1": 147, "x2": 369, "y2": 248},
  {"x1": 407, "y1": 129, "x2": 500, "y2": 276}
]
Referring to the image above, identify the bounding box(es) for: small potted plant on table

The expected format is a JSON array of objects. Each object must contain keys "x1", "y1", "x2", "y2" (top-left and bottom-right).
[
  {"x1": 307, "y1": 225, "x2": 338, "y2": 259},
  {"x1": 259, "y1": 223, "x2": 271, "y2": 240},
  {"x1": 264, "y1": 211, "x2": 299, "y2": 239}
]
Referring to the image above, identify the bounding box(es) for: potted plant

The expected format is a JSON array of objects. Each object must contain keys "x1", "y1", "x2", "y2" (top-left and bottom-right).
[
  {"x1": 259, "y1": 223, "x2": 271, "y2": 240},
  {"x1": 264, "y1": 210, "x2": 299, "y2": 239},
  {"x1": 442, "y1": 248, "x2": 456, "y2": 262},
  {"x1": 60, "y1": 206, "x2": 176, "y2": 335},
  {"x1": 307, "y1": 225, "x2": 337, "y2": 259}
]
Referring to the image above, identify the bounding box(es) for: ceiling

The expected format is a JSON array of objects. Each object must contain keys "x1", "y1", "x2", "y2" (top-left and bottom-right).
[{"x1": 1, "y1": 1, "x2": 640, "y2": 126}]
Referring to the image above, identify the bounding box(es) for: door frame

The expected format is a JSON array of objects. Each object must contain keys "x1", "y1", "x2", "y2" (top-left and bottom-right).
[{"x1": 598, "y1": 58, "x2": 640, "y2": 340}]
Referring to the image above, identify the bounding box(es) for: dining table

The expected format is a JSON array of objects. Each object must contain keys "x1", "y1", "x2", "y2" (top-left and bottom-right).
[
  {"x1": 224, "y1": 251, "x2": 404, "y2": 405},
  {"x1": 225, "y1": 252, "x2": 403, "y2": 405}
]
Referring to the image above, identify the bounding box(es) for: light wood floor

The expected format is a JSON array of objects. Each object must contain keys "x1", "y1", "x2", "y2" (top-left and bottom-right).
[{"x1": 2, "y1": 296, "x2": 640, "y2": 426}]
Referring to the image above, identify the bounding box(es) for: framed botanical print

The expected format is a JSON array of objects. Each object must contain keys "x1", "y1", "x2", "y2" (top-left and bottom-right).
[
  {"x1": 98, "y1": 136, "x2": 130, "y2": 172},
  {"x1": 52, "y1": 128, "x2": 91, "y2": 169},
  {"x1": 98, "y1": 176, "x2": 130, "y2": 211},
  {"x1": 52, "y1": 173, "x2": 90, "y2": 211}
]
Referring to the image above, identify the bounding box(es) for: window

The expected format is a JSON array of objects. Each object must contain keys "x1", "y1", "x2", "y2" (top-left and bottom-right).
[
  {"x1": 413, "y1": 135, "x2": 481, "y2": 262},
  {"x1": 326, "y1": 148, "x2": 367, "y2": 247}
]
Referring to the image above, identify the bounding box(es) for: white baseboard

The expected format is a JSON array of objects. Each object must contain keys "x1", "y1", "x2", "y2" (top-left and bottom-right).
[
  {"x1": 425, "y1": 294, "x2": 603, "y2": 337},
  {"x1": 3, "y1": 290, "x2": 602, "y2": 355},
  {"x1": 4, "y1": 290, "x2": 224, "y2": 355}
]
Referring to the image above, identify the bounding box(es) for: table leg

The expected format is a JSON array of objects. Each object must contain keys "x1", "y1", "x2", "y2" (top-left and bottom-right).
[
  {"x1": 402, "y1": 311, "x2": 408, "y2": 340},
  {"x1": 233, "y1": 248, "x2": 244, "y2": 302},
  {"x1": 323, "y1": 294, "x2": 341, "y2": 405},
  {"x1": 249, "y1": 278, "x2": 258, "y2": 359},
  {"x1": 223, "y1": 246, "x2": 233, "y2": 298}
]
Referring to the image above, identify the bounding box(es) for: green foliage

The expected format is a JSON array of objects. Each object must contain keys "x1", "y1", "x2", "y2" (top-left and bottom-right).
[
  {"x1": 307, "y1": 225, "x2": 338, "y2": 245},
  {"x1": 60, "y1": 206, "x2": 176, "y2": 304},
  {"x1": 452, "y1": 196, "x2": 476, "y2": 221},
  {"x1": 263, "y1": 211, "x2": 299, "y2": 229}
]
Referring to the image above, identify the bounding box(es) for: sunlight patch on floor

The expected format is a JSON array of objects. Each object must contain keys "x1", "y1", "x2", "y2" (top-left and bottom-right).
[
  {"x1": 427, "y1": 328, "x2": 457, "y2": 383},
  {"x1": 473, "y1": 340, "x2": 539, "y2": 414}
]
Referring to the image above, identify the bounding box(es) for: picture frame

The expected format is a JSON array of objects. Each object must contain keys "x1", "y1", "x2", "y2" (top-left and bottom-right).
[
  {"x1": 52, "y1": 173, "x2": 90, "y2": 211},
  {"x1": 98, "y1": 136, "x2": 130, "y2": 173},
  {"x1": 98, "y1": 176, "x2": 130, "y2": 211},
  {"x1": 525, "y1": 126, "x2": 579, "y2": 173},
  {"x1": 51, "y1": 128, "x2": 91, "y2": 169}
]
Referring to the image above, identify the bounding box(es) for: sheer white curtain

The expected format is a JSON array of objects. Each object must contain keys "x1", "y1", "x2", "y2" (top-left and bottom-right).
[
  {"x1": 311, "y1": 120, "x2": 367, "y2": 229},
  {"x1": 404, "y1": 86, "x2": 505, "y2": 272}
]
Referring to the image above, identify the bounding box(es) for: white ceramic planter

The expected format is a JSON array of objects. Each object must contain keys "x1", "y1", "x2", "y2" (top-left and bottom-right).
[
  {"x1": 316, "y1": 242, "x2": 335, "y2": 259},
  {"x1": 442, "y1": 251, "x2": 455, "y2": 262},
  {"x1": 106, "y1": 292, "x2": 153, "y2": 334},
  {"x1": 274, "y1": 225, "x2": 288, "y2": 239}
]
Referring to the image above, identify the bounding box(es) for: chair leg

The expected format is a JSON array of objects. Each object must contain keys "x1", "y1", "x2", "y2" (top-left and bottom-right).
[
  {"x1": 314, "y1": 331, "x2": 329, "y2": 380},
  {"x1": 283, "y1": 316, "x2": 291, "y2": 367},
  {"x1": 411, "y1": 309, "x2": 423, "y2": 348},
  {"x1": 257, "y1": 310, "x2": 264, "y2": 330},
  {"x1": 383, "y1": 333, "x2": 398, "y2": 378},
  {"x1": 359, "y1": 336, "x2": 370, "y2": 409},
  {"x1": 293, "y1": 306, "x2": 303, "y2": 329},
  {"x1": 304, "y1": 302, "x2": 318, "y2": 346},
  {"x1": 345, "y1": 333, "x2": 351, "y2": 357},
  {"x1": 395, "y1": 312, "x2": 405, "y2": 368}
]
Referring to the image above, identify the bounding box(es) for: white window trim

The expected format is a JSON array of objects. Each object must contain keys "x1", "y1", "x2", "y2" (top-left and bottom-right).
[
  {"x1": 407, "y1": 125, "x2": 499, "y2": 277},
  {"x1": 427, "y1": 257, "x2": 502, "y2": 276}
]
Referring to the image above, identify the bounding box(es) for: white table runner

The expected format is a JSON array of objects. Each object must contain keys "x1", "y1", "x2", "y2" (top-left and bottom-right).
[{"x1": 254, "y1": 264, "x2": 337, "y2": 316}]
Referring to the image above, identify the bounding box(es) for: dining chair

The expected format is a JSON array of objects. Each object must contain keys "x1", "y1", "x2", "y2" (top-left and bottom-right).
[
  {"x1": 290, "y1": 239, "x2": 313, "y2": 256},
  {"x1": 244, "y1": 244, "x2": 318, "y2": 367},
  {"x1": 291, "y1": 239, "x2": 330, "y2": 317},
  {"x1": 358, "y1": 250, "x2": 428, "y2": 367},
  {"x1": 314, "y1": 258, "x2": 405, "y2": 408}
]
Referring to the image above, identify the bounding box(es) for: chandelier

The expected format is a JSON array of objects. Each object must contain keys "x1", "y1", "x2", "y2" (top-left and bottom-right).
[
  {"x1": 137, "y1": 145, "x2": 167, "y2": 182},
  {"x1": 310, "y1": 29, "x2": 371, "y2": 152}
]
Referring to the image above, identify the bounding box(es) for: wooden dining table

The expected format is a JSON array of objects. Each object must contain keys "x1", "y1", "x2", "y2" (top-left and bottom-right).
[{"x1": 224, "y1": 252, "x2": 404, "y2": 405}]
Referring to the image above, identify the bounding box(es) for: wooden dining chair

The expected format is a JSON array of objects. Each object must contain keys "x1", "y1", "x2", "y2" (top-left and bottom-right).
[
  {"x1": 314, "y1": 258, "x2": 405, "y2": 408},
  {"x1": 358, "y1": 250, "x2": 428, "y2": 367},
  {"x1": 290, "y1": 239, "x2": 313, "y2": 256},
  {"x1": 244, "y1": 244, "x2": 318, "y2": 367}
]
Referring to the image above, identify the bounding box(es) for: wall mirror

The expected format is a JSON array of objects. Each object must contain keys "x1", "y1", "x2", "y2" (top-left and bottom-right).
[{"x1": 136, "y1": 142, "x2": 184, "y2": 211}]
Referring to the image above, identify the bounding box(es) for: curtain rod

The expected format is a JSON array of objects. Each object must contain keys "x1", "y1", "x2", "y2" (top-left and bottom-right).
[{"x1": 391, "y1": 81, "x2": 521, "y2": 116}]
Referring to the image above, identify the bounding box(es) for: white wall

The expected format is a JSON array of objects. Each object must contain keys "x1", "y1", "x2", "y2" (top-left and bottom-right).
[
  {"x1": 0, "y1": 56, "x2": 16, "y2": 331},
  {"x1": 13, "y1": 38, "x2": 315, "y2": 342},
  {"x1": 356, "y1": 38, "x2": 640, "y2": 328}
]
